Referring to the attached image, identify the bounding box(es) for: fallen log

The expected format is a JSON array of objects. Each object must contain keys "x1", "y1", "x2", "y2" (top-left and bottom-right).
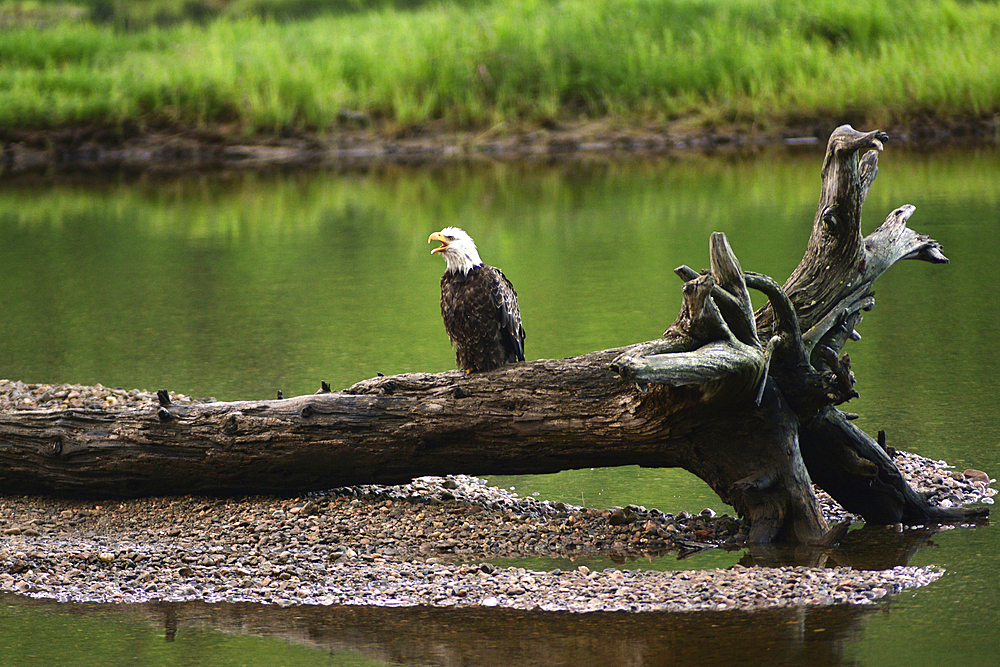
[
  {"x1": 0, "y1": 125, "x2": 987, "y2": 542},
  {"x1": 0, "y1": 346, "x2": 823, "y2": 543}
]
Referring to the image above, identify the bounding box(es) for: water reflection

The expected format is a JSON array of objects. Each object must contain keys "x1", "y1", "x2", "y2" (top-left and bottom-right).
[{"x1": 3, "y1": 593, "x2": 880, "y2": 667}]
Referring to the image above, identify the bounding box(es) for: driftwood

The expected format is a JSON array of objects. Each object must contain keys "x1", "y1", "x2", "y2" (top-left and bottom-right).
[{"x1": 0, "y1": 125, "x2": 987, "y2": 543}]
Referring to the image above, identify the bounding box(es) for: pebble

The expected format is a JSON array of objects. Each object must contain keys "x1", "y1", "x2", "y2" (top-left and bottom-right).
[
  {"x1": 0, "y1": 379, "x2": 211, "y2": 412},
  {"x1": 0, "y1": 521, "x2": 947, "y2": 613},
  {"x1": 0, "y1": 467, "x2": 973, "y2": 613},
  {"x1": 0, "y1": 380, "x2": 993, "y2": 612}
]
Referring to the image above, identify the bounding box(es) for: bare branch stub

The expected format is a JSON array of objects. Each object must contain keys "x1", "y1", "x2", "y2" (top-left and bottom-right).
[
  {"x1": 707, "y1": 232, "x2": 758, "y2": 347},
  {"x1": 758, "y1": 125, "x2": 889, "y2": 337},
  {"x1": 616, "y1": 234, "x2": 768, "y2": 401},
  {"x1": 664, "y1": 273, "x2": 730, "y2": 346}
]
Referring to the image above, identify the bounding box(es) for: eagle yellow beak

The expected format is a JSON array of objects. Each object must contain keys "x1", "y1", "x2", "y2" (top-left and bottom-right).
[{"x1": 429, "y1": 231, "x2": 449, "y2": 254}]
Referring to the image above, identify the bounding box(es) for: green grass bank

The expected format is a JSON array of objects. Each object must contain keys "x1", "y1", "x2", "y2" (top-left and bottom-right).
[{"x1": 1, "y1": 0, "x2": 998, "y2": 140}]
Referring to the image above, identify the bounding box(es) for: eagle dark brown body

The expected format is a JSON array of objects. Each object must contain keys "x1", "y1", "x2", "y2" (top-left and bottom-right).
[{"x1": 440, "y1": 264, "x2": 525, "y2": 373}]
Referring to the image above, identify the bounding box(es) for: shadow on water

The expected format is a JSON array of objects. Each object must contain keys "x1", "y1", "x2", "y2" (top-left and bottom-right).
[
  {"x1": 486, "y1": 521, "x2": 986, "y2": 575},
  {"x1": 3, "y1": 593, "x2": 881, "y2": 667},
  {"x1": 740, "y1": 523, "x2": 978, "y2": 571}
]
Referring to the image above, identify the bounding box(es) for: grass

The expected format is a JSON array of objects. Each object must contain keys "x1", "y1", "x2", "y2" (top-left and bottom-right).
[{"x1": 1, "y1": 0, "x2": 998, "y2": 136}]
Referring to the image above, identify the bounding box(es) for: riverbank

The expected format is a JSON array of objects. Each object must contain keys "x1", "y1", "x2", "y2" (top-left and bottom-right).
[
  {"x1": 3, "y1": 115, "x2": 998, "y2": 176},
  {"x1": 1, "y1": 381, "x2": 995, "y2": 612},
  {"x1": 3, "y1": 0, "x2": 999, "y2": 176}
]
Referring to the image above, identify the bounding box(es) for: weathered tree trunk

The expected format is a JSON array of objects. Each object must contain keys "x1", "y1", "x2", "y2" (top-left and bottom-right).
[
  {"x1": 0, "y1": 347, "x2": 823, "y2": 543},
  {"x1": 0, "y1": 125, "x2": 987, "y2": 542}
]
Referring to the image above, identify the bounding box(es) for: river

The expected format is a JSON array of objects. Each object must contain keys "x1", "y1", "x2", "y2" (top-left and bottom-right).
[{"x1": 1, "y1": 147, "x2": 998, "y2": 666}]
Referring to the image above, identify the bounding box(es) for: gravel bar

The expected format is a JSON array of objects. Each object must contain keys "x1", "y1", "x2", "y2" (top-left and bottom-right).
[{"x1": 1, "y1": 380, "x2": 995, "y2": 612}]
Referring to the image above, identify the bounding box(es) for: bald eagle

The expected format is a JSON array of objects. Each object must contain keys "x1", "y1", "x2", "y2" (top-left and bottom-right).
[{"x1": 429, "y1": 227, "x2": 525, "y2": 373}]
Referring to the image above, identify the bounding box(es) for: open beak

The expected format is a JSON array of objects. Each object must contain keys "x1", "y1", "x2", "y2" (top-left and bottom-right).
[{"x1": 429, "y1": 232, "x2": 449, "y2": 254}]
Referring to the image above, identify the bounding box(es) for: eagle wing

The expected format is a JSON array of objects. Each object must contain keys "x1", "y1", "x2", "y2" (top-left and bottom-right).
[{"x1": 487, "y1": 266, "x2": 525, "y2": 363}]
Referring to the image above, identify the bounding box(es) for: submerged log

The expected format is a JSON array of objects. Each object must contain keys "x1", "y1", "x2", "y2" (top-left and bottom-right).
[{"x1": 0, "y1": 125, "x2": 987, "y2": 542}]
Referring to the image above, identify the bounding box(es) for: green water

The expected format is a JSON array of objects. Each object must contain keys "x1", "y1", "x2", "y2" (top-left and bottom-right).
[{"x1": 1, "y1": 149, "x2": 998, "y2": 666}]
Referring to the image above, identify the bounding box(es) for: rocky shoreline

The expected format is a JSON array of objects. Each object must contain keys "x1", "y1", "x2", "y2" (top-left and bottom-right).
[{"x1": 1, "y1": 380, "x2": 995, "y2": 612}]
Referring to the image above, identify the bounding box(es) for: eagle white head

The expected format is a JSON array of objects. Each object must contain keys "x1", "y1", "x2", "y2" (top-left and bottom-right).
[{"x1": 429, "y1": 227, "x2": 484, "y2": 275}]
